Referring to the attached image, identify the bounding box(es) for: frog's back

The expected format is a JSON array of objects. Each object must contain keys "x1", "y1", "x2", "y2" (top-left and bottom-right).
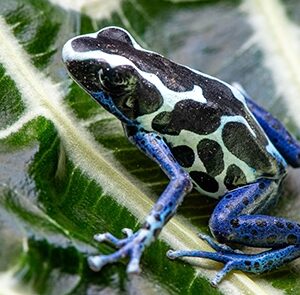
[
  {"x1": 135, "y1": 62, "x2": 286, "y2": 198},
  {"x1": 65, "y1": 28, "x2": 285, "y2": 197}
]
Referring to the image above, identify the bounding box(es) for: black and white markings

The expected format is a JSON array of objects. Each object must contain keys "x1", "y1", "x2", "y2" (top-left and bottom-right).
[
  {"x1": 71, "y1": 27, "x2": 135, "y2": 52},
  {"x1": 171, "y1": 145, "x2": 195, "y2": 168},
  {"x1": 222, "y1": 121, "x2": 277, "y2": 175},
  {"x1": 197, "y1": 139, "x2": 224, "y2": 177},
  {"x1": 224, "y1": 164, "x2": 247, "y2": 190},
  {"x1": 190, "y1": 171, "x2": 219, "y2": 193},
  {"x1": 152, "y1": 99, "x2": 227, "y2": 135},
  {"x1": 63, "y1": 27, "x2": 281, "y2": 198}
]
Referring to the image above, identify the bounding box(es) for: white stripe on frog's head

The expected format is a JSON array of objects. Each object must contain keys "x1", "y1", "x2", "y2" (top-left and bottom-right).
[
  {"x1": 62, "y1": 27, "x2": 138, "y2": 93},
  {"x1": 62, "y1": 26, "x2": 146, "y2": 62},
  {"x1": 62, "y1": 27, "x2": 164, "y2": 120},
  {"x1": 62, "y1": 26, "x2": 248, "y2": 128},
  {"x1": 62, "y1": 26, "x2": 198, "y2": 94}
]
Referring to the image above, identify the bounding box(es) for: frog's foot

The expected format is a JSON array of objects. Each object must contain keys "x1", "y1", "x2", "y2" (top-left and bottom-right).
[
  {"x1": 167, "y1": 248, "x2": 238, "y2": 286},
  {"x1": 167, "y1": 245, "x2": 300, "y2": 287},
  {"x1": 88, "y1": 228, "x2": 147, "y2": 274}
]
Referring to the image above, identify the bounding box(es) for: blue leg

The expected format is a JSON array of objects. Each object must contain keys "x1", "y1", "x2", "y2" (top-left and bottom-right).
[
  {"x1": 234, "y1": 83, "x2": 300, "y2": 167},
  {"x1": 168, "y1": 179, "x2": 300, "y2": 286},
  {"x1": 168, "y1": 244, "x2": 300, "y2": 286},
  {"x1": 88, "y1": 129, "x2": 192, "y2": 274}
]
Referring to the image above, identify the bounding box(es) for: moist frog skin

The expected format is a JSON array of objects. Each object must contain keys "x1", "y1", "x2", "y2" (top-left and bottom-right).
[{"x1": 62, "y1": 26, "x2": 300, "y2": 286}]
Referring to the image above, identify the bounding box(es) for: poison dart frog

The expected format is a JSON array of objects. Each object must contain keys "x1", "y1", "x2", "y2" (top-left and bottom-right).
[{"x1": 62, "y1": 26, "x2": 300, "y2": 286}]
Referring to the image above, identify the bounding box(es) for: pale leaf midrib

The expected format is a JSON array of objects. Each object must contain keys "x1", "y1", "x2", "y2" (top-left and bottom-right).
[
  {"x1": 257, "y1": 0, "x2": 300, "y2": 88},
  {"x1": 244, "y1": 0, "x2": 300, "y2": 127},
  {"x1": 0, "y1": 14, "x2": 273, "y2": 295}
]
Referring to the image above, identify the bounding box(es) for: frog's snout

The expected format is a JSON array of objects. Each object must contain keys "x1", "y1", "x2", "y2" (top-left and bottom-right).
[
  {"x1": 62, "y1": 36, "x2": 90, "y2": 64},
  {"x1": 62, "y1": 39, "x2": 73, "y2": 63}
]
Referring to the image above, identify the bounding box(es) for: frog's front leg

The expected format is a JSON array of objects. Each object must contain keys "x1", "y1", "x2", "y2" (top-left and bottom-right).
[
  {"x1": 88, "y1": 129, "x2": 193, "y2": 274},
  {"x1": 168, "y1": 179, "x2": 300, "y2": 286}
]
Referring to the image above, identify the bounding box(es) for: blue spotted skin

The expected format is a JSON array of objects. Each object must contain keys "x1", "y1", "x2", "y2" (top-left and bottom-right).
[
  {"x1": 62, "y1": 27, "x2": 300, "y2": 286},
  {"x1": 168, "y1": 238, "x2": 300, "y2": 286}
]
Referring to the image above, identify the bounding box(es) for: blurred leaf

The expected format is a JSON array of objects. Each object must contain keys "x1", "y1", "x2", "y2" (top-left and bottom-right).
[{"x1": 0, "y1": 0, "x2": 300, "y2": 294}]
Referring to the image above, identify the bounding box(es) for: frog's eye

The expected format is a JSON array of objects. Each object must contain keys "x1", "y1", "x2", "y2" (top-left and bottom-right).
[
  {"x1": 97, "y1": 27, "x2": 134, "y2": 47},
  {"x1": 98, "y1": 66, "x2": 137, "y2": 96},
  {"x1": 98, "y1": 68, "x2": 119, "y2": 92},
  {"x1": 68, "y1": 27, "x2": 135, "y2": 56}
]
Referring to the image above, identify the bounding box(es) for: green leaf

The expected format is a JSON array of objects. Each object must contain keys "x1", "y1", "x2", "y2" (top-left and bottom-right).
[{"x1": 0, "y1": 0, "x2": 300, "y2": 294}]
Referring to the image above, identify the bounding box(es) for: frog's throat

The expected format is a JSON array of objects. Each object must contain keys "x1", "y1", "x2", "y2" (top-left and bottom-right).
[{"x1": 90, "y1": 91, "x2": 136, "y2": 126}]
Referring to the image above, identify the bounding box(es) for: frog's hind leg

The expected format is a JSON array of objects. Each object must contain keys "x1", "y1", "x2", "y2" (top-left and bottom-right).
[
  {"x1": 167, "y1": 178, "x2": 300, "y2": 286},
  {"x1": 168, "y1": 241, "x2": 300, "y2": 286},
  {"x1": 234, "y1": 83, "x2": 300, "y2": 167}
]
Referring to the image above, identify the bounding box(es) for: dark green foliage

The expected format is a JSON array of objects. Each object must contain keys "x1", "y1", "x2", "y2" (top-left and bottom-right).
[{"x1": 1, "y1": 0, "x2": 300, "y2": 294}]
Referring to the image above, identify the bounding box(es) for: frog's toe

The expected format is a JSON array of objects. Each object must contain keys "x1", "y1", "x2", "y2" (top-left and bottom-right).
[
  {"x1": 88, "y1": 249, "x2": 125, "y2": 271},
  {"x1": 93, "y1": 232, "x2": 125, "y2": 248},
  {"x1": 88, "y1": 246, "x2": 134, "y2": 271},
  {"x1": 166, "y1": 249, "x2": 178, "y2": 260},
  {"x1": 127, "y1": 249, "x2": 142, "y2": 274},
  {"x1": 93, "y1": 228, "x2": 135, "y2": 248},
  {"x1": 166, "y1": 249, "x2": 239, "y2": 285},
  {"x1": 122, "y1": 228, "x2": 134, "y2": 238},
  {"x1": 89, "y1": 229, "x2": 147, "y2": 274},
  {"x1": 197, "y1": 233, "x2": 244, "y2": 254},
  {"x1": 211, "y1": 262, "x2": 235, "y2": 287},
  {"x1": 88, "y1": 245, "x2": 143, "y2": 274},
  {"x1": 94, "y1": 233, "x2": 113, "y2": 243}
]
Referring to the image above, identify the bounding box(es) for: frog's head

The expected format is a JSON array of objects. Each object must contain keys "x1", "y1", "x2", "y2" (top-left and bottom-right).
[{"x1": 62, "y1": 26, "x2": 163, "y2": 123}]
